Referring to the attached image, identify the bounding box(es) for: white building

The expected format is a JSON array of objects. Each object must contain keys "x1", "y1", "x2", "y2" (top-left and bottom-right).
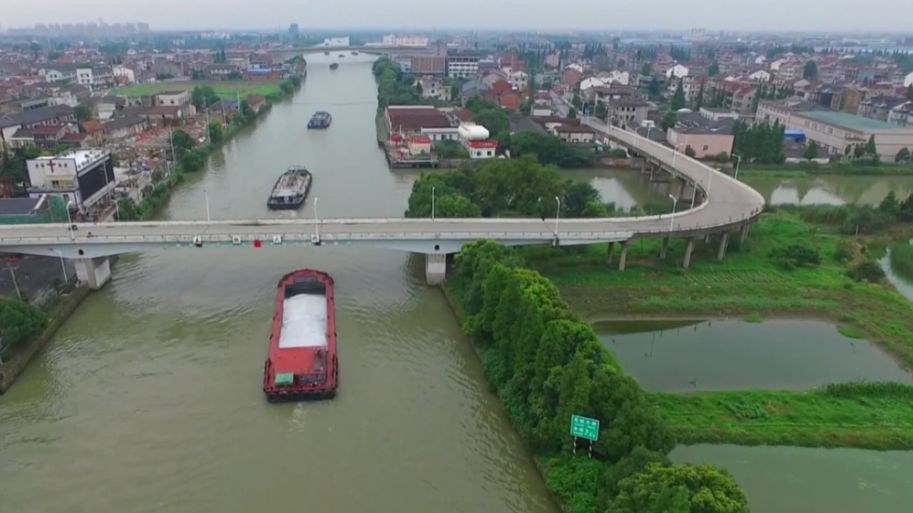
[
  {"x1": 665, "y1": 64, "x2": 689, "y2": 79},
  {"x1": 112, "y1": 65, "x2": 136, "y2": 84},
  {"x1": 748, "y1": 70, "x2": 771, "y2": 82},
  {"x1": 905, "y1": 71, "x2": 913, "y2": 88},
  {"x1": 381, "y1": 35, "x2": 429, "y2": 47},
  {"x1": 76, "y1": 67, "x2": 114, "y2": 90},
  {"x1": 27, "y1": 150, "x2": 115, "y2": 211},
  {"x1": 509, "y1": 70, "x2": 528, "y2": 91},
  {"x1": 42, "y1": 66, "x2": 76, "y2": 83},
  {"x1": 320, "y1": 37, "x2": 350, "y2": 47},
  {"x1": 447, "y1": 54, "x2": 481, "y2": 79},
  {"x1": 156, "y1": 90, "x2": 190, "y2": 107}
]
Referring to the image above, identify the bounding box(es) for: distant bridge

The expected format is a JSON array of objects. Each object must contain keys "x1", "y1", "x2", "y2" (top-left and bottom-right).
[
  {"x1": 0, "y1": 124, "x2": 764, "y2": 287},
  {"x1": 270, "y1": 45, "x2": 439, "y2": 60}
]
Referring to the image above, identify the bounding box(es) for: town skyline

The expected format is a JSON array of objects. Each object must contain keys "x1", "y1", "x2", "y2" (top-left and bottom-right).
[{"x1": 4, "y1": 0, "x2": 913, "y2": 33}]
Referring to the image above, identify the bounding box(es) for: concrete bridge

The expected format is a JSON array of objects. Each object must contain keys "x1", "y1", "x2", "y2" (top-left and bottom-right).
[
  {"x1": 0, "y1": 124, "x2": 765, "y2": 288},
  {"x1": 270, "y1": 44, "x2": 439, "y2": 60}
]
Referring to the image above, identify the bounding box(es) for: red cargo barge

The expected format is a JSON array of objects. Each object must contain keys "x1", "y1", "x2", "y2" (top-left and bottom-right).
[{"x1": 263, "y1": 269, "x2": 337, "y2": 401}]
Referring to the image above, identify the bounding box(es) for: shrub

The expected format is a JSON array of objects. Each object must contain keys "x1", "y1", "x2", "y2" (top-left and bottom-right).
[
  {"x1": 846, "y1": 260, "x2": 884, "y2": 283},
  {"x1": 0, "y1": 299, "x2": 48, "y2": 348},
  {"x1": 769, "y1": 244, "x2": 820, "y2": 270},
  {"x1": 833, "y1": 239, "x2": 855, "y2": 263}
]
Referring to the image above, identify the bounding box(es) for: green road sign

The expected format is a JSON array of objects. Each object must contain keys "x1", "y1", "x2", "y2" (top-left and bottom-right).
[{"x1": 569, "y1": 414, "x2": 600, "y2": 441}]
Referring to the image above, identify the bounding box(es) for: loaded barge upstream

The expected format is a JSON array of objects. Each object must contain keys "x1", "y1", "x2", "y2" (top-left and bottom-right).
[
  {"x1": 307, "y1": 111, "x2": 332, "y2": 129},
  {"x1": 264, "y1": 270, "x2": 337, "y2": 401},
  {"x1": 267, "y1": 166, "x2": 311, "y2": 210}
]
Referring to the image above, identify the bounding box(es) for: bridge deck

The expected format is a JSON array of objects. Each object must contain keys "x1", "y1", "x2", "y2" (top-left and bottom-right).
[{"x1": 0, "y1": 124, "x2": 764, "y2": 258}]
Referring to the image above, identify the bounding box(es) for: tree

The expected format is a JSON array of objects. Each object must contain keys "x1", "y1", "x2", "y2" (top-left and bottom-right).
[
  {"x1": 907, "y1": 85, "x2": 913, "y2": 101},
  {"x1": 879, "y1": 190, "x2": 900, "y2": 217},
  {"x1": 474, "y1": 108, "x2": 510, "y2": 139},
  {"x1": 803, "y1": 60, "x2": 819, "y2": 80},
  {"x1": 896, "y1": 147, "x2": 911, "y2": 162},
  {"x1": 640, "y1": 63, "x2": 651, "y2": 76},
  {"x1": 661, "y1": 111, "x2": 677, "y2": 131},
  {"x1": 804, "y1": 141, "x2": 819, "y2": 160},
  {"x1": 865, "y1": 135, "x2": 878, "y2": 156},
  {"x1": 670, "y1": 79, "x2": 686, "y2": 111},
  {"x1": 0, "y1": 299, "x2": 47, "y2": 347},
  {"x1": 191, "y1": 85, "x2": 218, "y2": 110},
  {"x1": 647, "y1": 76, "x2": 661, "y2": 99},
  {"x1": 708, "y1": 62, "x2": 720, "y2": 77},
  {"x1": 684, "y1": 145, "x2": 696, "y2": 158},
  {"x1": 170, "y1": 129, "x2": 195, "y2": 158},
  {"x1": 179, "y1": 149, "x2": 207, "y2": 172},
  {"x1": 608, "y1": 463, "x2": 749, "y2": 513},
  {"x1": 567, "y1": 107, "x2": 577, "y2": 119},
  {"x1": 564, "y1": 182, "x2": 600, "y2": 217},
  {"x1": 208, "y1": 121, "x2": 224, "y2": 145},
  {"x1": 74, "y1": 104, "x2": 92, "y2": 124},
  {"x1": 434, "y1": 193, "x2": 483, "y2": 217},
  {"x1": 693, "y1": 83, "x2": 704, "y2": 110}
]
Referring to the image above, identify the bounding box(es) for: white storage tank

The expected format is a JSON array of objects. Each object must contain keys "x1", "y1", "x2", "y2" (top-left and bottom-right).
[{"x1": 458, "y1": 123, "x2": 490, "y2": 141}]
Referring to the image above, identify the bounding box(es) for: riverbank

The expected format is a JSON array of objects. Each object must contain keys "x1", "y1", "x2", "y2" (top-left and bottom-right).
[
  {"x1": 0, "y1": 285, "x2": 89, "y2": 394},
  {"x1": 123, "y1": 76, "x2": 302, "y2": 220},
  {"x1": 740, "y1": 161, "x2": 913, "y2": 178},
  {"x1": 441, "y1": 241, "x2": 749, "y2": 513}
]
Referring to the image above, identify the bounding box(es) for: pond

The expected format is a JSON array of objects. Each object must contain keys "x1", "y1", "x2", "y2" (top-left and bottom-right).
[
  {"x1": 882, "y1": 242, "x2": 913, "y2": 303},
  {"x1": 672, "y1": 444, "x2": 913, "y2": 513},
  {"x1": 742, "y1": 174, "x2": 913, "y2": 206},
  {"x1": 594, "y1": 319, "x2": 913, "y2": 391}
]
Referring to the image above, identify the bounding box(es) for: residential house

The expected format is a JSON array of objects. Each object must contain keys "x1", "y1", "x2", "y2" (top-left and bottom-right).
[
  {"x1": 905, "y1": 71, "x2": 913, "y2": 88},
  {"x1": 667, "y1": 125, "x2": 734, "y2": 159},
  {"x1": 888, "y1": 102, "x2": 913, "y2": 127},
  {"x1": 205, "y1": 63, "x2": 240, "y2": 80},
  {"x1": 246, "y1": 95, "x2": 266, "y2": 114},
  {"x1": 748, "y1": 70, "x2": 771, "y2": 82},
  {"x1": 112, "y1": 65, "x2": 136, "y2": 84},
  {"x1": 508, "y1": 70, "x2": 528, "y2": 91},
  {"x1": 411, "y1": 56, "x2": 446, "y2": 76},
  {"x1": 42, "y1": 65, "x2": 78, "y2": 83},
  {"x1": 102, "y1": 116, "x2": 148, "y2": 140},
  {"x1": 97, "y1": 96, "x2": 125, "y2": 120},
  {"x1": 406, "y1": 135, "x2": 432, "y2": 156},
  {"x1": 563, "y1": 64, "x2": 584, "y2": 87},
  {"x1": 243, "y1": 68, "x2": 283, "y2": 81},
  {"x1": 81, "y1": 120, "x2": 105, "y2": 145},
  {"x1": 554, "y1": 124, "x2": 596, "y2": 143},
  {"x1": 607, "y1": 98, "x2": 651, "y2": 128},
  {"x1": 757, "y1": 99, "x2": 913, "y2": 160},
  {"x1": 498, "y1": 92, "x2": 522, "y2": 112},
  {"x1": 447, "y1": 52, "x2": 482, "y2": 79},
  {"x1": 859, "y1": 95, "x2": 908, "y2": 122},
  {"x1": 156, "y1": 90, "x2": 190, "y2": 108},
  {"x1": 76, "y1": 66, "x2": 114, "y2": 90},
  {"x1": 464, "y1": 139, "x2": 497, "y2": 159},
  {"x1": 0, "y1": 105, "x2": 76, "y2": 150},
  {"x1": 699, "y1": 107, "x2": 740, "y2": 121},
  {"x1": 418, "y1": 76, "x2": 448, "y2": 102}
]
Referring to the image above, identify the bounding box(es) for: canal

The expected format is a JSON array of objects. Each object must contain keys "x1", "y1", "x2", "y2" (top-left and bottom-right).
[{"x1": 0, "y1": 55, "x2": 557, "y2": 513}]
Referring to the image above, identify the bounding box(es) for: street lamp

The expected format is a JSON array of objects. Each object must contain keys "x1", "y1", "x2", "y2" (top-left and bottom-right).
[
  {"x1": 431, "y1": 186, "x2": 436, "y2": 222},
  {"x1": 313, "y1": 197, "x2": 320, "y2": 243},
  {"x1": 204, "y1": 189, "x2": 211, "y2": 222},
  {"x1": 54, "y1": 249, "x2": 68, "y2": 284},
  {"x1": 65, "y1": 200, "x2": 75, "y2": 240},
  {"x1": 553, "y1": 196, "x2": 561, "y2": 238},
  {"x1": 733, "y1": 153, "x2": 743, "y2": 180},
  {"x1": 668, "y1": 194, "x2": 678, "y2": 232}
]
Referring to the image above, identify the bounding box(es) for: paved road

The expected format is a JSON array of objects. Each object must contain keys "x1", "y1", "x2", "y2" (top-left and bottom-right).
[{"x1": 0, "y1": 125, "x2": 764, "y2": 258}]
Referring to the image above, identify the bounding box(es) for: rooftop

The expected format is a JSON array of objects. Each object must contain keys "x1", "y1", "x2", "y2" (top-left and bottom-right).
[
  {"x1": 0, "y1": 197, "x2": 43, "y2": 216},
  {"x1": 386, "y1": 106, "x2": 452, "y2": 131},
  {"x1": 799, "y1": 109, "x2": 903, "y2": 131}
]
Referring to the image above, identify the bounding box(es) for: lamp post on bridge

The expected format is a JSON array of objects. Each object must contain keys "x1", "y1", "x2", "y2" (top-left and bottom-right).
[
  {"x1": 668, "y1": 194, "x2": 678, "y2": 233},
  {"x1": 553, "y1": 195, "x2": 561, "y2": 239},
  {"x1": 431, "y1": 186, "x2": 436, "y2": 222},
  {"x1": 733, "y1": 153, "x2": 743, "y2": 180},
  {"x1": 313, "y1": 197, "x2": 320, "y2": 243},
  {"x1": 65, "y1": 201, "x2": 74, "y2": 241}
]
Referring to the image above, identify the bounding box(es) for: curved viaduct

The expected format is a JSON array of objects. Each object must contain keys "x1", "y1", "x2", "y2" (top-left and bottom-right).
[{"x1": 0, "y1": 124, "x2": 765, "y2": 286}]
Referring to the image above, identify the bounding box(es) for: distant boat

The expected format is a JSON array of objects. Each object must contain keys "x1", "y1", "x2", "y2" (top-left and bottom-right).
[
  {"x1": 307, "y1": 111, "x2": 332, "y2": 129},
  {"x1": 329, "y1": 62, "x2": 339, "y2": 70},
  {"x1": 352, "y1": 50, "x2": 359, "y2": 55},
  {"x1": 324, "y1": 51, "x2": 329, "y2": 56},
  {"x1": 338, "y1": 54, "x2": 346, "y2": 58},
  {"x1": 267, "y1": 166, "x2": 312, "y2": 210}
]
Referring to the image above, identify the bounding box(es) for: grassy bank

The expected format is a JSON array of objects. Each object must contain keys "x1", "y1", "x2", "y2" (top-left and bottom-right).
[
  {"x1": 741, "y1": 161, "x2": 913, "y2": 178},
  {"x1": 654, "y1": 383, "x2": 913, "y2": 450},
  {"x1": 528, "y1": 212, "x2": 913, "y2": 370},
  {"x1": 113, "y1": 80, "x2": 283, "y2": 99}
]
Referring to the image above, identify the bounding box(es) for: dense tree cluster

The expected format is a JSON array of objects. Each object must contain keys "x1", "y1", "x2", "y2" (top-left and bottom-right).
[
  {"x1": 510, "y1": 131, "x2": 594, "y2": 168},
  {"x1": 731, "y1": 120, "x2": 785, "y2": 164},
  {"x1": 450, "y1": 241, "x2": 748, "y2": 513},
  {"x1": 405, "y1": 157, "x2": 603, "y2": 218},
  {"x1": 0, "y1": 299, "x2": 47, "y2": 348},
  {"x1": 372, "y1": 58, "x2": 425, "y2": 108},
  {"x1": 466, "y1": 96, "x2": 510, "y2": 143},
  {"x1": 191, "y1": 85, "x2": 220, "y2": 110}
]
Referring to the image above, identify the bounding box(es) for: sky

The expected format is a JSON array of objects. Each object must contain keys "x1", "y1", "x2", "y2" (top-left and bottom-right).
[{"x1": 3, "y1": 0, "x2": 913, "y2": 33}]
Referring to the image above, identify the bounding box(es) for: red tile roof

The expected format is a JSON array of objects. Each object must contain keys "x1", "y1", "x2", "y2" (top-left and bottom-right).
[
  {"x1": 467, "y1": 140, "x2": 497, "y2": 149},
  {"x1": 386, "y1": 106, "x2": 451, "y2": 132},
  {"x1": 409, "y1": 135, "x2": 432, "y2": 144},
  {"x1": 82, "y1": 120, "x2": 103, "y2": 133}
]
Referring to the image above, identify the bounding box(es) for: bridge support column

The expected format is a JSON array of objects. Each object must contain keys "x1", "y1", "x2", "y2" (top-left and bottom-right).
[
  {"x1": 425, "y1": 254, "x2": 446, "y2": 286},
  {"x1": 659, "y1": 237, "x2": 669, "y2": 259},
  {"x1": 606, "y1": 241, "x2": 615, "y2": 265},
  {"x1": 682, "y1": 238, "x2": 695, "y2": 269},
  {"x1": 739, "y1": 223, "x2": 750, "y2": 244},
  {"x1": 74, "y1": 257, "x2": 111, "y2": 290},
  {"x1": 717, "y1": 233, "x2": 730, "y2": 261},
  {"x1": 677, "y1": 178, "x2": 687, "y2": 199},
  {"x1": 618, "y1": 241, "x2": 629, "y2": 272}
]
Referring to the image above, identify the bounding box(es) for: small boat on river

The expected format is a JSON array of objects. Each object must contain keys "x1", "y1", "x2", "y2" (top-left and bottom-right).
[
  {"x1": 267, "y1": 166, "x2": 311, "y2": 210},
  {"x1": 263, "y1": 269, "x2": 338, "y2": 401},
  {"x1": 330, "y1": 62, "x2": 339, "y2": 70},
  {"x1": 307, "y1": 111, "x2": 332, "y2": 129}
]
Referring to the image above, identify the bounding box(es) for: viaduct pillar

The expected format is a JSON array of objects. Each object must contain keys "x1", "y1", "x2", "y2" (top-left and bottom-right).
[
  {"x1": 74, "y1": 257, "x2": 112, "y2": 290},
  {"x1": 425, "y1": 254, "x2": 446, "y2": 286},
  {"x1": 682, "y1": 238, "x2": 696, "y2": 269},
  {"x1": 717, "y1": 233, "x2": 730, "y2": 261},
  {"x1": 618, "y1": 241, "x2": 629, "y2": 271}
]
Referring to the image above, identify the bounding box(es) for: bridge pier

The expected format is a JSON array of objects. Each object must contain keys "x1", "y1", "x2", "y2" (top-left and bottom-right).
[
  {"x1": 659, "y1": 237, "x2": 669, "y2": 259},
  {"x1": 74, "y1": 257, "x2": 111, "y2": 290},
  {"x1": 425, "y1": 254, "x2": 446, "y2": 286},
  {"x1": 717, "y1": 233, "x2": 730, "y2": 261},
  {"x1": 682, "y1": 238, "x2": 695, "y2": 269},
  {"x1": 618, "y1": 241, "x2": 629, "y2": 271},
  {"x1": 606, "y1": 241, "x2": 615, "y2": 265},
  {"x1": 739, "y1": 223, "x2": 750, "y2": 244}
]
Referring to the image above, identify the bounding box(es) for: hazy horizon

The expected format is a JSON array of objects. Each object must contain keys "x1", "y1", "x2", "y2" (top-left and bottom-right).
[{"x1": 4, "y1": 0, "x2": 913, "y2": 33}]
